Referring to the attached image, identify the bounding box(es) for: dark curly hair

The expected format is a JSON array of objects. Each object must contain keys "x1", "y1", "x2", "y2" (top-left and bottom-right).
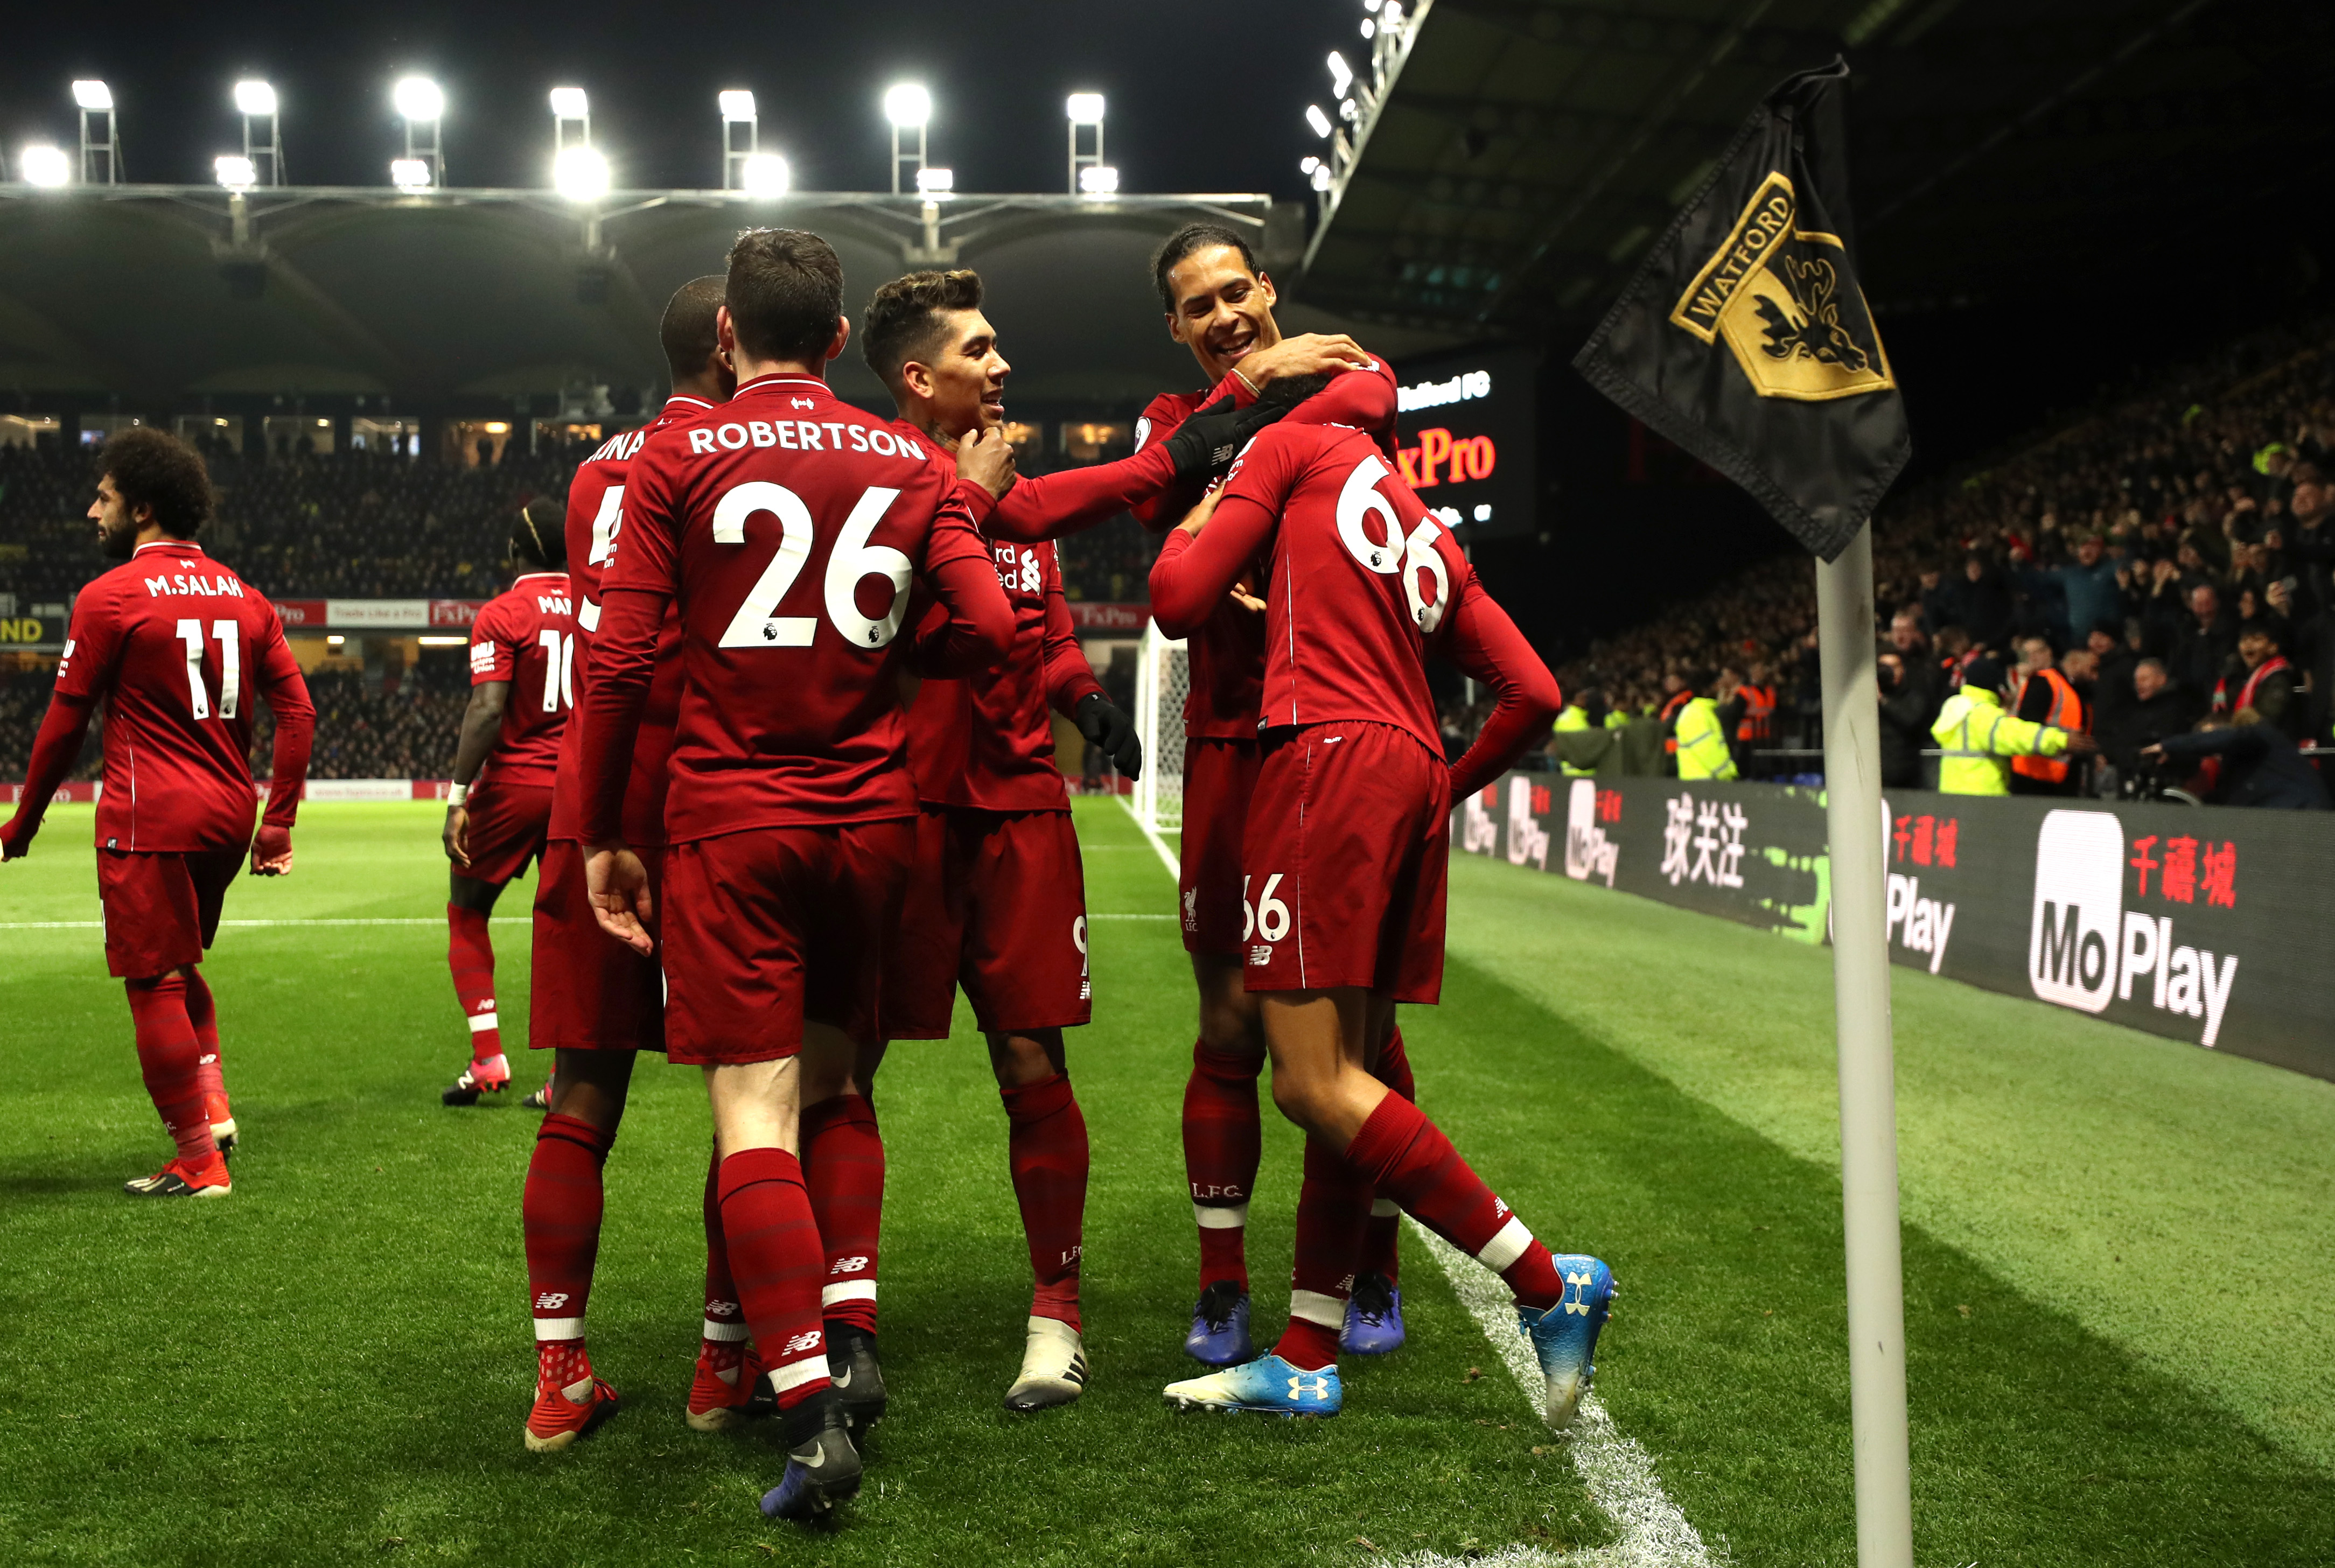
[
  {"x1": 861, "y1": 269, "x2": 984, "y2": 395},
  {"x1": 99, "y1": 426, "x2": 214, "y2": 538}
]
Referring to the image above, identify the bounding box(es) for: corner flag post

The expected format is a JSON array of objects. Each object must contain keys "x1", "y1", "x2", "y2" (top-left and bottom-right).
[
  {"x1": 1570, "y1": 58, "x2": 1918, "y2": 1568},
  {"x1": 1816, "y1": 522, "x2": 1915, "y2": 1568}
]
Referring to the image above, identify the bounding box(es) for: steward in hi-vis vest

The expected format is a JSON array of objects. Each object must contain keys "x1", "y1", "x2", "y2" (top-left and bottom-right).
[
  {"x1": 1932, "y1": 656, "x2": 2089, "y2": 796},
  {"x1": 1674, "y1": 692, "x2": 1737, "y2": 781},
  {"x1": 2010, "y1": 664, "x2": 2088, "y2": 793}
]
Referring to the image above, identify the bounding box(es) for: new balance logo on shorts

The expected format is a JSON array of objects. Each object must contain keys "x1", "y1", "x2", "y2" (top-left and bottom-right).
[{"x1": 1249, "y1": 944, "x2": 1272, "y2": 966}]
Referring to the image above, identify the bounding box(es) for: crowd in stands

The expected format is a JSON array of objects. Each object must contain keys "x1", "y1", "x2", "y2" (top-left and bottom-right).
[{"x1": 1542, "y1": 315, "x2": 2335, "y2": 806}]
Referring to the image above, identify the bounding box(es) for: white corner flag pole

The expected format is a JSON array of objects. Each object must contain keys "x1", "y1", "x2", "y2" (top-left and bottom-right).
[{"x1": 1814, "y1": 520, "x2": 1917, "y2": 1568}]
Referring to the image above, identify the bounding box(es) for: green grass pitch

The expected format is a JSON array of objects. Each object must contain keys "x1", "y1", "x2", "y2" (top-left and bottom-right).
[{"x1": 2, "y1": 796, "x2": 2329, "y2": 1565}]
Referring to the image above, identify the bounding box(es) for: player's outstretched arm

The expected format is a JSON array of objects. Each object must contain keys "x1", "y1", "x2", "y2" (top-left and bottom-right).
[
  {"x1": 917, "y1": 499, "x2": 1016, "y2": 674},
  {"x1": 442, "y1": 680, "x2": 509, "y2": 867},
  {"x1": 1441, "y1": 578, "x2": 1563, "y2": 802},
  {"x1": 1147, "y1": 485, "x2": 1280, "y2": 640},
  {"x1": 1, "y1": 692, "x2": 97, "y2": 861},
  {"x1": 251, "y1": 622, "x2": 314, "y2": 875}
]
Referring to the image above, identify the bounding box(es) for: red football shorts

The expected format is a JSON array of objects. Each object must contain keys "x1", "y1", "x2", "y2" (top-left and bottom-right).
[
  {"x1": 659, "y1": 820, "x2": 914, "y2": 1066},
  {"x1": 1179, "y1": 737, "x2": 1262, "y2": 957},
  {"x1": 97, "y1": 846, "x2": 244, "y2": 979},
  {"x1": 459, "y1": 781, "x2": 554, "y2": 887},
  {"x1": 886, "y1": 806, "x2": 1092, "y2": 1040},
  {"x1": 1241, "y1": 720, "x2": 1449, "y2": 1003},
  {"x1": 529, "y1": 839, "x2": 666, "y2": 1054}
]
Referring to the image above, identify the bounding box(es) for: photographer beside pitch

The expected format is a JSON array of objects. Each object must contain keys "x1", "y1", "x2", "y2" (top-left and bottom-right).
[{"x1": 2, "y1": 428, "x2": 316, "y2": 1199}]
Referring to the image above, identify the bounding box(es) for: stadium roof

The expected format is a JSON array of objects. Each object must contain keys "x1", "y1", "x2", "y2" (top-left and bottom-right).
[
  {"x1": 1298, "y1": 0, "x2": 2335, "y2": 336},
  {"x1": 0, "y1": 187, "x2": 1312, "y2": 409}
]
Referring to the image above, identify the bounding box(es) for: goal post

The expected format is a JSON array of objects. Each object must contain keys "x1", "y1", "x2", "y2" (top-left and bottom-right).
[{"x1": 1131, "y1": 622, "x2": 1189, "y2": 835}]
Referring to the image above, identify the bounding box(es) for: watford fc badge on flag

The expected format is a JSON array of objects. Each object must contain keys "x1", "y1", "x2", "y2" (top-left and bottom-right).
[{"x1": 1574, "y1": 59, "x2": 1909, "y2": 561}]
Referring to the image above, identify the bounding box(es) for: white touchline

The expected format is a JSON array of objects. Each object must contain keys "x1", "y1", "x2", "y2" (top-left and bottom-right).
[
  {"x1": 1406, "y1": 1220, "x2": 1716, "y2": 1567},
  {"x1": 2, "y1": 917, "x2": 534, "y2": 929},
  {"x1": 1116, "y1": 795, "x2": 1182, "y2": 879}
]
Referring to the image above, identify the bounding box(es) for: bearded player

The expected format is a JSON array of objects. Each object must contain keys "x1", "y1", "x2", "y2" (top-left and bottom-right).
[
  {"x1": 778, "y1": 268, "x2": 1281, "y2": 1424},
  {"x1": 514, "y1": 276, "x2": 760, "y2": 1452},
  {"x1": 1, "y1": 428, "x2": 315, "y2": 1198},
  {"x1": 580, "y1": 228, "x2": 1016, "y2": 1521},
  {"x1": 1149, "y1": 393, "x2": 1614, "y2": 1424},
  {"x1": 438, "y1": 503, "x2": 572, "y2": 1106},
  {"x1": 1114, "y1": 225, "x2": 1421, "y2": 1367}
]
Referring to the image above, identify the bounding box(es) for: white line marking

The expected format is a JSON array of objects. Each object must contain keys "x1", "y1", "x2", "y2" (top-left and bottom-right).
[
  {"x1": 1407, "y1": 1220, "x2": 1715, "y2": 1567},
  {"x1": 1087, "y1": 913, "x2": 1174, "y2": 921},
  {"x1": 1116, "y1": 795, "x2": 1180, "y2": 879}
]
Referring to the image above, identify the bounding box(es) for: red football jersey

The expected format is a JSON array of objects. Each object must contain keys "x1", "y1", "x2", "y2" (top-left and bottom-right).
[
  {"x1": 467, "y1": 571, "x2": 574, "y2": 790},
  {"x1": 1132, "y1": 358, "x2": 1401, "y2": 738},
  {"x1": 579, "y1": 373, "x2": 1009, "y2": 845},
  {"x1": 899, "y1": 424, "x2": 1104, "y2": 813},
  {"x1": 547, "y1": 393, "x2": 712, "y2": 845},
  {"x1": 53, "y1": 540, "x2": 313, "y2": 852},
  {"x1": 1149, "y1": 419, "x2": 1471, "y2": 762}
]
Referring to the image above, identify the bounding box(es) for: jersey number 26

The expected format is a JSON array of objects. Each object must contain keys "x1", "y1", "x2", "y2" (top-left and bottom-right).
[{"x1": 712, "y1": 481, "x2": 913, "y2": 650}]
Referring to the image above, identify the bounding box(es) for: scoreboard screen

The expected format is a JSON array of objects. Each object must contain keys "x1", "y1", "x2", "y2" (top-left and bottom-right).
[{"x1": 1392, "y1": 346, "x2": 1540, "y2": 542}]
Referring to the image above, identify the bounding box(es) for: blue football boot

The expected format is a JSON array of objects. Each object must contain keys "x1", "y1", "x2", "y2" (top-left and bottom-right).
[
  {"x1": 1520, "y1": 1254, "x2": 1616, "y2": 1431},
  {"x1": 1163, "y1": 1353, "x2": 1342, "y2": 1417},
  {"x1": 1183, "y1": 1279, "x2": 1255, "y2": 1367},
  {"x1": 759, "y1": 1399, "x2": 862, "y2": 1522},
  {"x1": 1339, "y1": 1271, "x2": 1406, "y2": 1356}
]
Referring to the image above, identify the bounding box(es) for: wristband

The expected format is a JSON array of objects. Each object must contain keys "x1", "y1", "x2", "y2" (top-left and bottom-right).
[
  {"x1": 1232, "y1": 368, "x2": 1260, "y2": 398},
  {"x1": 446, "y1": 783, "x2": 468, "y2": 807}
]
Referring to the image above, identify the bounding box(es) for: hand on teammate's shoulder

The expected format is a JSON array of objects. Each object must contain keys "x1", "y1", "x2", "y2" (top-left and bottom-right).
[{"x1": 956, "y1": 427, "x2": 1018, "y2": 500}]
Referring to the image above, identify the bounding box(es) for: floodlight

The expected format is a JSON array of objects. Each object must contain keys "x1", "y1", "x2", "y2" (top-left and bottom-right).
[
  {"x1": 394, "y1": 76, "x2": 444, "y2": 122},
  {"x1": 1066, "y1": 93, "x2": 1104, "y2": 124},
  {"x1": 73, "y1": 80, "x2": 113, "y2": 111},
  {"x1": 1079, "y1": 165, "x2": 1118, "y2": 195},
  {"x1": 1311, "y1": 164, "x2": 1332, "y2": 192},
  {"x1": 916, "y1": 166, "x2": 953, "y2": 195},
  {"x1": 214, "y1": 155, "x2": 257, "y2": 191},
  {"x1": 1300, "y1": 155, "x2": 1320, "y2": 173},
  {"x1": 740, "y1": 152, "x2": 789, "y2": 197},
  {"x1": 1327, "y1": 52, "x2": 1354, "y2": 96},
  {"x1": 718, "y1": 89, "x2": 756, "y2": 121},
  {"x1": 20, "y1": 145, "x2": 70, "y2": 187},
  {"x1": 234, "y1": 80, "x2": 276, "y2": 116},
  {"x1": 884, "y1": 83, "x2": 931, "y2": 129},
  {"x1": 554, "y1": 145, "x2": 609, "y2": 200},
  {"x1": 549, "y1": 86, "x2": 589, "y2": 120},
  {"x1": 1361, "y1": 18, "x2": 1375, "y2": 38},
  {"x1": 1305, "y1": 104, "x2": 1332, "y2": 138},
  {"x1": 390, "y1": 158, "x2": 432, "y2": 190}
]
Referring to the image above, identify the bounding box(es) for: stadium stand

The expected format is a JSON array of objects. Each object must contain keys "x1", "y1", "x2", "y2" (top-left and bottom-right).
[{"x1": 1540, "y1": 317, "x2": 2335, "y2": 780}]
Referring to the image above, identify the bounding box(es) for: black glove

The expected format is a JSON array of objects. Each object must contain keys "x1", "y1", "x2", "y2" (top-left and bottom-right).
[
  {"x1": 1163, "y1": 396, "x2": 1291, "y2": 481},
  {"x1": 1074, "y1": 692, "x2": 1143, "y2": 781}
]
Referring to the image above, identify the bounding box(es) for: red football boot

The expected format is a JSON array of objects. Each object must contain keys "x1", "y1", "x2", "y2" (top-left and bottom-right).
[
  {"x1": 443, "y1": 1053, "x2": 513, "y2": 1108},
  {"x1": 124, "y1": 1152, "x2": 232, "y2": 1199},
  {"x1": 685, "y1": 1340, "x2": 768, "y2": 1432},
  {"x1": 524, "y1": 1373, "x2": 619, "y2": 1452}
]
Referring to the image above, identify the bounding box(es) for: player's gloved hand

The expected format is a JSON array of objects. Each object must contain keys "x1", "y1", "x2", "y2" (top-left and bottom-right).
[
  {"x1": 1164, "y1": 397, "x2": 1289, "y2": 481},
  {"x1": 250, "y1": 823, "x2": 293, "y2": 877},
  {"x1": 1074, "y1": 692, "x2": 1143, "y2": 781},
  {"x1": 1, "y1": 810, "x2": 39, "y2": 861}
]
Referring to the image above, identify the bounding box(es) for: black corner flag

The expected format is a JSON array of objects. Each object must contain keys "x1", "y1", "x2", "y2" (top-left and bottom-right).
[{"x1": 1574, "y1": 59, "x2": 1908, "y2": 562}]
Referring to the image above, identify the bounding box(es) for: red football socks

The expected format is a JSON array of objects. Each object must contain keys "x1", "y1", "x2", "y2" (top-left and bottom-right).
[
  {"x1": 182, "y1": 969, "x2": 230, "y2": 1121},
  {"x1": 445, "y1": 903, "x2": 500, "y2": 1060},
  {"x1": 1362, "y1": 1026, "x2": 1416, "y2": 1285},
  {"x1": 1183, "y1": 1040, "x2": 1264, "y2": 1291},
  {"x1": 525, "y1": 1113, "x2": 613, "y2": 1381},
  {"x1": 716, "y1": 1146, "x2": 830, "y2": 1413},
  {"x1": 1274, "y1": 1136, "x2": 1374, "y2": 1371},
  {"x1": 799, "y1": 1093, "x2": 884, "y2": 1336},
  {"x1": 1001, "y1": 1071, "x2": 1088, "y2": 1330},
  {"x1": 1344, "y1": 1093, "x2": 1564, "y2": 1311},
  {"x1": 699, "y1": 1147, "x2": 747, "y2": 1375},
  {"x1": 124, "y1": 974, "x2": 214, "y2": 1164}
]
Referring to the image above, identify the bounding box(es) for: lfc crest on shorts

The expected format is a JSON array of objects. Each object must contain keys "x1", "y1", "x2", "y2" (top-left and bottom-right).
[{"x1": 1668, "y1": 172, "x2": 1892, "y2": 403}]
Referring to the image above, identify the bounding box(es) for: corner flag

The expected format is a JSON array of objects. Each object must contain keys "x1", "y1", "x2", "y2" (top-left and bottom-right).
[{"x1": 1572, "y1": 58, "x2": 1908, "y2": 562}]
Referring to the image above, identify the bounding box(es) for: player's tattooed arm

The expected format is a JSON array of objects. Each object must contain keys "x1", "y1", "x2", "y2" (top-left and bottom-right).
[{"x1": 442, "y1": 680, "x2": 509, "y2": 867}]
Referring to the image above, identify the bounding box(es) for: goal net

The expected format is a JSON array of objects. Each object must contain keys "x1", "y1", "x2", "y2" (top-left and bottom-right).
[{"x1": 1131, "y1": 622, "x2": 1189, "y2": 835}]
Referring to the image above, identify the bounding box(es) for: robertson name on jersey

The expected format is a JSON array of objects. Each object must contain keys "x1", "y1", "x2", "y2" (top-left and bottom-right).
[{"x1": 578, "y1": 374, "x2": 1008, "y2": 845}]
